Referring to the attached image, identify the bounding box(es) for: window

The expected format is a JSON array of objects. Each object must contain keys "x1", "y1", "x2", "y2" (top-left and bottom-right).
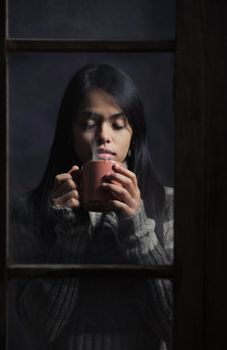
[{"x1": 1, "y1": 1, "x2": 226, "y2": 349}]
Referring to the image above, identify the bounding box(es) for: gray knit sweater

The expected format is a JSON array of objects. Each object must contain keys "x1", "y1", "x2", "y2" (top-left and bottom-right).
[{"x1": 10, "y1": 187, "x2": 174, "y2": 350}]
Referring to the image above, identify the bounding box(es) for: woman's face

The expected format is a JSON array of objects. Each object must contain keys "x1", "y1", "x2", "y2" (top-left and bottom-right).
[{"x1": 73, "y1": 89, "x2": 133, "y2": 164}]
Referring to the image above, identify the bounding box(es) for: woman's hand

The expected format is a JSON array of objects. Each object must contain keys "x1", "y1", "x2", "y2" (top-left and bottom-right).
[
  {"x1": 51, "y1": 165, "x2": 81, "y2": 209},
  {"x1": 101, "y1": 163, "x2": 141, "y2": 217}
]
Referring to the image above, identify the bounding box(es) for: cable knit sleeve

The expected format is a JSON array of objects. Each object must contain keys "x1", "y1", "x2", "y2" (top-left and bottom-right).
[
  {"x1": 10, "y1": 195, "x2": 89, "y2": 264},
  {"x1": 10, "y1": 194, "x2": 89, "y2": 342},
  {"x1": 115, "y1": 186, "x2": 174, "y2": 265},
  {"x1": 115, "y1": 187, "x2": 174, "y2": 349}
]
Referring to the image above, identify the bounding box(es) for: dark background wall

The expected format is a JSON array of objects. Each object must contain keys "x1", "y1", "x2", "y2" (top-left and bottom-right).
[{"x1": 8, "y1": 0, "x2": 175, "y2": 40}]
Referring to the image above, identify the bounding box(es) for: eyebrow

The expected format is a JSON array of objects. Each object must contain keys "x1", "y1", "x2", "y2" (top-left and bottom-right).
[{"x1": 79, "y1": 110, "x2": 126, "y2": 119}]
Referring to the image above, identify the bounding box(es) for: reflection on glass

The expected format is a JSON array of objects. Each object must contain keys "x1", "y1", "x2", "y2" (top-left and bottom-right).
[
  {"x1": 9, "y1": 52, "x2": 174, "y2": 201},
  {"x1": 8, "y1": 0, "x2": 176, "y2": 40},
  {"x1": 8, "y1": 278, "x2": 173, "y2": 349},
  {"x1": 9, "y1": 60, "x2": 174, "y2": 266}
]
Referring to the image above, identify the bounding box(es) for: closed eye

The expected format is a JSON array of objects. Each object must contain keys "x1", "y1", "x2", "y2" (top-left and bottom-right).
[
  {"x1": 112, "y1": 123, "x2": 125, "y2": 129},
  {"x1": 112, "y1": 117, "x2": 127, "y2": 130},
  {"x1": 81, "y1": 119, "x2": 97, "y2": 129}
]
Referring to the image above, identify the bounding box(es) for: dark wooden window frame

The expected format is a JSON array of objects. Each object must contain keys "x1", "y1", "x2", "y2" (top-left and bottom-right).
[{"x1": 1, "y1": 1, "x2": 227, "y2": 349}]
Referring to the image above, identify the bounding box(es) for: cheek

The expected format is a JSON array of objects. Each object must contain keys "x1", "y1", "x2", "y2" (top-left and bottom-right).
[
  {"x1": 125, "y1": 133, "x2": 133, "y2": 150},
  {"x1": 120, "y1": 135, "x2": 132, "y2": 157},
  {"x1": 75, "y1": 142, "x2": 91, "y2": 161},
  {"x1": 73, "y1": 137, "x2": 93, "y2": 164},
  {"x1": 73, "y1": 133, "x2": 91, "y2": 160},
  {"x1": 74, "y1": 131, "x2": 91, "y2": 147}
]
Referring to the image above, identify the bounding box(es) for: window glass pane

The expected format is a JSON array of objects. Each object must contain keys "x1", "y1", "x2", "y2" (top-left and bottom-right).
[
  {"x1": 8, "y1": 53, "x2": 174, "y2": 266},
  {"x1": 8, "y1": 0, "x2": 176, "y2": 40},
  {"x1": 8, "y1": 278, "x2": 173, "y2": 349}
]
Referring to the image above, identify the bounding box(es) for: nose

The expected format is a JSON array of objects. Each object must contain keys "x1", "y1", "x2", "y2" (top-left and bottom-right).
[{"x1": 96, "y1": 122, "x2": 111, "y2": 144}]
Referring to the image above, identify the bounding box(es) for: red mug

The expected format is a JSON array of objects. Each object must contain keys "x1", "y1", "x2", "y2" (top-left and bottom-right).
[{"x1": 81, "y1": 160, "x2": 121, "y2": 212}]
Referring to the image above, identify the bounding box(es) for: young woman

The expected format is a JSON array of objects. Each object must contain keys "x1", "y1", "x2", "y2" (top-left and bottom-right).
[{"x1": 11, "y1": 63, "x2": 173, "y2": 350}]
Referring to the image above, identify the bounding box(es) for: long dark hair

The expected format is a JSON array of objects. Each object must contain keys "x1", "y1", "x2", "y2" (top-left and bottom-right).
[{"x1": 31, "y1": 63, "x2": 165, "y2": 243}]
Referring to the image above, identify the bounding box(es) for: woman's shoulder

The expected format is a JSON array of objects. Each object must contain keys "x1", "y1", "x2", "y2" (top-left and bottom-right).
[
  {"x1": 11, "y1": 191, "x2": 36, "y2": 222},
  {"x1": 163, "y1": 186, "x2": 174, "y2": 222},
  {"x1": 163, "y1": 186, "x2": 174, "y2": 260},
  {"x1": 164, "y1": 186, "x2": 174, "y2": 195}
]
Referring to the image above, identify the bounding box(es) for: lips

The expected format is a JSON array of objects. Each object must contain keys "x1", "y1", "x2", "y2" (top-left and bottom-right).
[{"x1": 96, "y1": 149, "x2": 116, "y2": 160}]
